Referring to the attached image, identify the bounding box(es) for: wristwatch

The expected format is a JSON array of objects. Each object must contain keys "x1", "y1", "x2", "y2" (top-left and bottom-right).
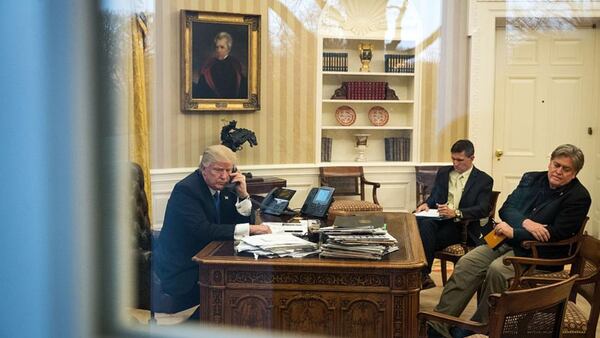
[{"x1": 455, "y1": 209, "x2": 463, "y2": 219}]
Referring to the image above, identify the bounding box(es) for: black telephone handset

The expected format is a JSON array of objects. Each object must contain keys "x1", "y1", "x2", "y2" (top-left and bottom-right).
[
  {"x1": 260, "y1": 187, "x2": 296, "y2": 215},
  {"x1": 300, "y1": 186, "x2": 335, "y2": 218},
  {"x1": 223, "y1": 166, "x2": 239, "y2": 192}
]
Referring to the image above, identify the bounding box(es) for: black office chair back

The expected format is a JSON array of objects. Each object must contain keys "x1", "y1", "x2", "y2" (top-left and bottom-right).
[{"x1": 130, "y1": 162, "x2": 152, "y2": 310}]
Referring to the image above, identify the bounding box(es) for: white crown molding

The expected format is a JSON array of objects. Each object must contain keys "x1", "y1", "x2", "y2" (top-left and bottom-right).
[{"x1": 318, "y1": 0, "x2": 409, "y2": 38}]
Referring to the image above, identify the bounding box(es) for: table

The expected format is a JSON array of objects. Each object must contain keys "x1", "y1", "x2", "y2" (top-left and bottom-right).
[
  {"x1": 193, "y1": 212, "x2": 426, "y2": 337},
  {"x1": 245, "y1": 176, "x2": 286, "y2": 195}
]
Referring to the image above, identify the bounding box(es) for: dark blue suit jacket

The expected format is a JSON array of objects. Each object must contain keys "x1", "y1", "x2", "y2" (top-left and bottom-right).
[
  {"x1": 425, "y1": 165, "x2": 493, "y2": 245},
  {"x1": 154, "y1": 170, "x2": 250, "y2": 296},
  {"x1": 499, "y1": 171, "x2": 590, "y2": 261}
]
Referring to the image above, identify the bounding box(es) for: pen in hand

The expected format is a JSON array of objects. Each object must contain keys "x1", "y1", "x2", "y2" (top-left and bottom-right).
[{"x1": 436, "y1": 202, "x2": 452, "y2": 218}]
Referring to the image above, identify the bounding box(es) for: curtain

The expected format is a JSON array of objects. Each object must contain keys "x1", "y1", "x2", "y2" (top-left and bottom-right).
[{"x1": 129, "y1": 13, "x2": 152, "y2": 222}]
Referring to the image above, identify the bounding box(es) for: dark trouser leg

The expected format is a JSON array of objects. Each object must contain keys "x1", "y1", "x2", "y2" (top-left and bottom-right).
[{"x1": 417, "y1": 218, "x2": 461, "y2": 274}]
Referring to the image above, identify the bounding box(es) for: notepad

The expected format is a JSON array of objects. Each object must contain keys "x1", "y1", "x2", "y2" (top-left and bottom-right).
[
  {"x1": 484, "y1": 230, "x2": 506, "y2": 249},
  {"x1": 414, "y1": 209, "x2": 440, "y2": 219}
]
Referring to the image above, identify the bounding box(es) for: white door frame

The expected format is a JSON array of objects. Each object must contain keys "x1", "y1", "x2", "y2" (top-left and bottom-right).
[{"x1": 467, "y1": 0, "x2": 600, "y2": 174}]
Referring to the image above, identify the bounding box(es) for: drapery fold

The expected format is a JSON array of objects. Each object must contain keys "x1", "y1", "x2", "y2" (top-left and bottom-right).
[{"x1": 128, "y1": 13, "x2": 152, "y2": 222}]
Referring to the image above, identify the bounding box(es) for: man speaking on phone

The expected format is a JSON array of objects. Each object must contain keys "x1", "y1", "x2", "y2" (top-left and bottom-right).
[{"x1": 154, "y1": 144, "x2": 270, "y2": 317}]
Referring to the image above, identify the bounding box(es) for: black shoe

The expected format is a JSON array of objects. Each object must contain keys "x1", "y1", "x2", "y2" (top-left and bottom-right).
[
  {"x1": 422, "y1": 274, "x2": 436, "y2": 289},
  {"x1": 450, "y1": 326, "x2": 476, "y2": 338},
  {"x1": 427, "y1": 325, "x2": 447, "y2": 338}
]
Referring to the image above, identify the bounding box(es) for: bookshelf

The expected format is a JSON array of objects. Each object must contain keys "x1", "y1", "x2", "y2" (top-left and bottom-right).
[{"x1": 317, "y1": 37, "x2": 420, "y2": 164}]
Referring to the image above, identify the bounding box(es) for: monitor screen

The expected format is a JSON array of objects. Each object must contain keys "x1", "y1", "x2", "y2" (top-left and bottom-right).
[{"x1": 313, "y1": 188, "x2": 331, "y2": 204}]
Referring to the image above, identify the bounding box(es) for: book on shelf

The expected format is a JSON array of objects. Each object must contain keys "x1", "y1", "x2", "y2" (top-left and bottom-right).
[
  {"x1": 384, "y1": 136, "x2": 411, "y2": 161},
  {"x1": 384, "y1": 138, "x2": 391, "y2": 161},
  {"x1": 323, "y1": 52, "x2": 348, "y2": 72},
  {"x1": 321, "y1": 137, "x2": 332, "y2": 162},
  {"x1": 345, "y1": 81, "x2": 387, "y2": 100},
  {"x1": 331, "y1": 82, "x2": 398, "y2": 100},
  {"x1": 384, "y1": 54, "x2": 415, "y2": 73}
]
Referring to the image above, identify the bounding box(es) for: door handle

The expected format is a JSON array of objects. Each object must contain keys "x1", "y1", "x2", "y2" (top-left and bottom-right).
[{"x1": 495, "y1": 149, "x2": 503, "y2": 161}]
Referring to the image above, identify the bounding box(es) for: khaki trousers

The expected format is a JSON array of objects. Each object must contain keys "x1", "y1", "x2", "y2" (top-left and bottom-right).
[{"x1": 429, "y1": 244, "x2": 515, "y2": 338}]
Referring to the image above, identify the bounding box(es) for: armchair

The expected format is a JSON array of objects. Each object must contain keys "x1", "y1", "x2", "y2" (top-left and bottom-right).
[
  {"x1": 415, "y1": 165, "x2": 441, "y2": 206},
  {"x1": 504, "y1": 217, "x2": 589, "y2": 289},
  {"x1": 418, "y1": 275, "x2": 577, "y2": 338},
  {"x1": 319, "y1": 166, "x2": 382, "y2": 224},
  {"x1": 130, "y1": 163, "x2": 152, "y2": 311},
  {"x1": 504, "y1": 230, "x2": 599, "y2": 338}
]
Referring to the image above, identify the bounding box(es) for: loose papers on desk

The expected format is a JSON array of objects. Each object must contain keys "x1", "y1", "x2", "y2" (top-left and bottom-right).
[
  {"x1": 263, "y1": 221, "x2": 309, "y2": 236},
  {"x1": 236, "y1": 233, "x2": 320, "y2": 259}
]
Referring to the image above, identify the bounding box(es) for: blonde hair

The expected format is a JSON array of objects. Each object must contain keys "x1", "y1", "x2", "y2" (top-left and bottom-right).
[{"x1": 199, "y1": 145, "x2": 237, "y2": 169}]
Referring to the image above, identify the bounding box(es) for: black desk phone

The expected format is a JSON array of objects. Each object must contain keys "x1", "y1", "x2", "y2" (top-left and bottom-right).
[
  {"x1": 260, "y1": 187, "x2": 296, "y2": 215},
  {"x1": 223, "y1": 165, "x2": 240, "y2": 192},
  {"x1": 300, "y1": 186, "x2": 335, "y2": 218}
]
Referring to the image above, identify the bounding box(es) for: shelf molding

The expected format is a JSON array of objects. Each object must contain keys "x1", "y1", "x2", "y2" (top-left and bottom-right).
[
  {"x1": 322, "y1": 126, "x2": 413, "y2": 130},
  {"x1": 323, "y1": 99, "x2": 414, "y2": 104},
  {"x1": 323, "y1": 71, "x2": 415, "y2": 76}
]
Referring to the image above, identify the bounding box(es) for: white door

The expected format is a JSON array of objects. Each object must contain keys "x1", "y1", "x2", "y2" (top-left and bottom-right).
[{"x1": 493, "y1": 26, "x2": 597, "y2": 222}]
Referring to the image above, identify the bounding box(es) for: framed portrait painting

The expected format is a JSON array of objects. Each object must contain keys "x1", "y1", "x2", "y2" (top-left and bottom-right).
[{"x1": 181, "y1": 10, "x2": 260, "y2": 112}]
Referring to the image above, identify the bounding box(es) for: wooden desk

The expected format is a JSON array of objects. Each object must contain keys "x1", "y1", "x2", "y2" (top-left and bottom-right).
[
  {"x1": 193, "y1": 212, "x2": 426, "y2": 337},
  {"x1": 245, "y1": 176, "x2": 286, "y2": 195}
]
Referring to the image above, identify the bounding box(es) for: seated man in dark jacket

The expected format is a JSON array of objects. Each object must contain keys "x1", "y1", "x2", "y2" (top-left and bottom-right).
[
  {"x1": 415, "y1": 139, "x2": 493, "y2": 289},
  {"x1": 428, "y1": 144, "x2": 591, "y2": 338},
  {"x1": 154, "y1": 145, "x2": 270, "y2": 314}
]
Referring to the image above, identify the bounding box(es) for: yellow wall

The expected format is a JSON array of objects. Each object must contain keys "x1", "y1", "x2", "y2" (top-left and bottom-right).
[
  {"x1": 151, "y1": 0, "x2": 467, "y2": 169},
  {"x1": 152, "y1": 0, "x2": 320, "y2": 168}
]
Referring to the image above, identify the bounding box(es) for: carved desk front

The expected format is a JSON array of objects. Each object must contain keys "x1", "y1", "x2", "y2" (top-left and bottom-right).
[{"x1": 193, "y1": 212, "x2": 426, "y2": 338}]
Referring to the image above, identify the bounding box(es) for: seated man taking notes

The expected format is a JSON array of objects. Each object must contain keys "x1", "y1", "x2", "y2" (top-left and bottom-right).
[
  {"x1": 154, "y1": 145, "x2": 270, "y2": 317},
  {"x1": 427, "y1": 144, "x2": 591, "y2": 338},
  {"x1": 415, "y1": 139, "x2": 493, "y2": 289}
]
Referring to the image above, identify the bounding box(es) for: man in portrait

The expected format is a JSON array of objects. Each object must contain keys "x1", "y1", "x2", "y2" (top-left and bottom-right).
[{"x1": 193, "y1": 31, "x2": 248, "y2": 99}]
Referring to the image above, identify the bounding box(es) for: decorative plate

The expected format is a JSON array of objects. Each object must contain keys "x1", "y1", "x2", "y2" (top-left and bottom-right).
[
  {"x1": 335, "y1": 106, "x2": 356, "y2": 126},
  {"x1": 368, "y1": 106, "x2": 389, "y2": 126}
]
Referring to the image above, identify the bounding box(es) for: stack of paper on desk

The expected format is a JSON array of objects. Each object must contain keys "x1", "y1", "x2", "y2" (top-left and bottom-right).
[
  {"x1": 319, "y1": 223, "x2": 398, "y2": 260},
  {"x1": 333, "y1": 215, "x2": 385, "y2": 228},
  {"x1": 236, "y1": 233, "x2": 320, "y2": 258}
]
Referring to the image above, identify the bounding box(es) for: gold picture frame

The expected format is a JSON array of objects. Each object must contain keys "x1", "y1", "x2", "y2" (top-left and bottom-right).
[{"x1": 181, "y1": 10, "x2": 260, "y2": 112}]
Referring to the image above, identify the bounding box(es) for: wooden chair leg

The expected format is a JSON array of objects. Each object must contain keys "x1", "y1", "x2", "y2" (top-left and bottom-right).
[{"x1": 440, "y1": 259, "x2": 448, "y2": 285}]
